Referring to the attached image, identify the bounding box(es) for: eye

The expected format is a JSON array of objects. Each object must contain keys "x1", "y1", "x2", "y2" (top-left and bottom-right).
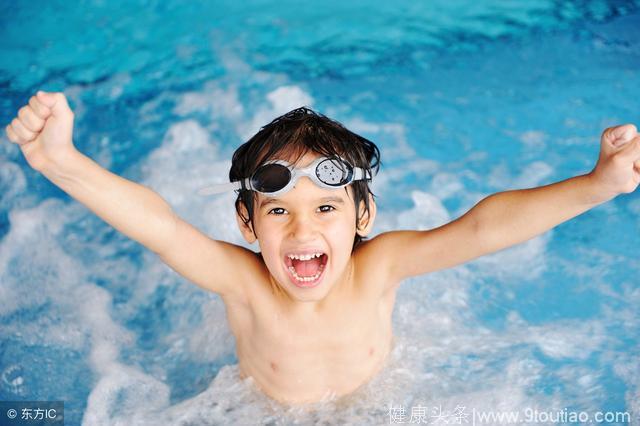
[
  {"x1": 318, "y1": 205, "x2": 336, "y2": 213},
  {"x1": 268, "y1": 207, "x2": 287, "y2": 215}
]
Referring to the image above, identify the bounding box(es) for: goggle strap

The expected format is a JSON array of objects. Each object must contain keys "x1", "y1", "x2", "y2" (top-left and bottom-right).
[
  {"x1": 352, "y1": 167, "x2": 371, "y2": 181},
  {"x1": 197, "y1": 180, "x2": 243, "y2": 196}
]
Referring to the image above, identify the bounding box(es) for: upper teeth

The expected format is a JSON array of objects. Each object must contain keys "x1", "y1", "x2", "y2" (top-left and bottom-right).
[{"x1": 288, "y1": 252, "x2": 323, "y2": 261}]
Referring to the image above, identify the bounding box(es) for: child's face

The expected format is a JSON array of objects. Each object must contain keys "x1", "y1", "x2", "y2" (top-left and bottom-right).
[{"x1": 239, "y1": 151, "x2": 370, "y2": 304}]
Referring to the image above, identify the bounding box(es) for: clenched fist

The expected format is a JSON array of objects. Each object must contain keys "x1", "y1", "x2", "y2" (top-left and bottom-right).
[
  {"x1": 5, "y1": 91, "x2": 76, "y2": 172},
  {"x1": 590, "y1": 124, "x2": 640, "y2": 197}
]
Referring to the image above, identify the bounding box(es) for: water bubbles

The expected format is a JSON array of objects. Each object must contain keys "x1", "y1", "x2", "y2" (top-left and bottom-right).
[{"x1": 1, "y1": 364, "x2": 26, "y2": 396}]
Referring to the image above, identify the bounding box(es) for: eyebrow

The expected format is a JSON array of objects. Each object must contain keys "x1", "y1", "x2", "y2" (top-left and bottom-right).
[{"x1": 259, "y1": 196, "x2": 345, "y2": 209}]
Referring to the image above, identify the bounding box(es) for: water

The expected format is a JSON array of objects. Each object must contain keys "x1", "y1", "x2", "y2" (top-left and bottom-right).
[{"x1": 1, "y1": 1, "x2": 639, "y2": 424}]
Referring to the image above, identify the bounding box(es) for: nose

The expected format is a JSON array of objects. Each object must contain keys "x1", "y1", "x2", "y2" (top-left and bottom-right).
[{"x1": 288, "y1": 212, "x2": 318, "y2": 242}]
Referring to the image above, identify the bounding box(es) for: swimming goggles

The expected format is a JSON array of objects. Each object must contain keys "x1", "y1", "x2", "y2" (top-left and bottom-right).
[{"x1": 198, "y1": 156, "x2": 372, "y2": 197}]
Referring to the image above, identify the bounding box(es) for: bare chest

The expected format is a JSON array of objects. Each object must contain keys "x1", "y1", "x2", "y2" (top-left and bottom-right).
[{"x1": 229, "y1": 290, "x2": 396, "y2": 403}]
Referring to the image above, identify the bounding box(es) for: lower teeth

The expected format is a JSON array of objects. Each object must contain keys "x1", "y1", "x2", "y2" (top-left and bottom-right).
[{"x1": 289, "y1": 265, "x2": 325, "y2": 282}]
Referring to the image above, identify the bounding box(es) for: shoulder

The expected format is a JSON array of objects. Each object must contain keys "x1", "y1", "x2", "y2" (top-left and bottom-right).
[
  {"x1": 230, "y1": 250, "x2": 286, "y2": 309},
  {"x1": 353, "y1": 231, "x2": 407, "y2": 266},
  {"x1": 352, "y1": 231, "x2": 404, "y2": 296},
  {"x1": 206, "y1": 243, "x2": 270, "y2": 306}
]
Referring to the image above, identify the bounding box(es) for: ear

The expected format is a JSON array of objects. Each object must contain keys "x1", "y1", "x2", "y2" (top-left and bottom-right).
[
  {"x1": 236, "y1": 201, "x2": 258, "y2": 244},
  {"x1": 356, "y1": 193, "x2": 376, "y2": 237}
]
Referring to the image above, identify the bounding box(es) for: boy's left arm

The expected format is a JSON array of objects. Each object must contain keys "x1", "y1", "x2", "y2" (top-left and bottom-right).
[{"x1": 378, "y1": 124, "x2": 640, "y2": 283}]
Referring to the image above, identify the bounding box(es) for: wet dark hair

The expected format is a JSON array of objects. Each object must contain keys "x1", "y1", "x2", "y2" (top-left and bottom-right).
[{"x1": 230, "y1": 106, "x2": 381, "y2": 250}]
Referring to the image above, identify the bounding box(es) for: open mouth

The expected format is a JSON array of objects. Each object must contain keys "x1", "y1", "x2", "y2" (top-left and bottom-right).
[{"x1": 283, "y1": 252, "x2": 329, "y2": 287}]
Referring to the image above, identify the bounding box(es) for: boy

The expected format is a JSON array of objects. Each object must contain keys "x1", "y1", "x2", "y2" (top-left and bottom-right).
[{"x1": 5, "y1": 91, "x2": 640, "y2": 404}]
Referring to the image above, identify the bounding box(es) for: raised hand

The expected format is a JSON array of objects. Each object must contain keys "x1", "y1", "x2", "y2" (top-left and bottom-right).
[
  {"x1": 5, "y1": 91, "x2": 76, "y2": 172},
  {"x1": 590, "y1": 124, "x2": 640, "y2": 197}
]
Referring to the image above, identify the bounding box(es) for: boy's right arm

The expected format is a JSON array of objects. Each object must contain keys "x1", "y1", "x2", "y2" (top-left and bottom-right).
[{"x1": 5, "y1": 91, "x2": 256, "y2": 300}]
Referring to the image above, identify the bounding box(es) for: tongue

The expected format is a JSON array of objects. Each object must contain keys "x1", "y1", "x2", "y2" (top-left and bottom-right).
[{"x1": 292, "y1": 257, "x2": 321, "y2": 277}]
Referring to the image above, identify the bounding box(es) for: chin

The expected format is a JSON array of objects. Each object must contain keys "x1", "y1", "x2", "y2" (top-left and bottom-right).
[
  {"x1": 279, "y1": 273, "x2": 336, "y2": 304},
  {"x1": 288, "y1": 286, "x2": 331, "y2": 303}
]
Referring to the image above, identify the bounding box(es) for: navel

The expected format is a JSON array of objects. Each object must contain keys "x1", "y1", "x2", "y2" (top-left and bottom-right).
[
  {"x1": 368, "y1": 347, "x2": 374, "y2": 356},
  {"x1": 270, "y1": 361, "x2": 279, "y2": 372}
]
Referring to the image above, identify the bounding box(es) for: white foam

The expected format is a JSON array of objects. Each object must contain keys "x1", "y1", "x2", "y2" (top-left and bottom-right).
[
  {"x1": 0, "y1": 159, "x2": 26, "y2": 207},
  {"x1": 513, "y1": 161, "x2": 554, "y2": 188},
  {"x1": 0, "y1": 200, "x2": 82, "y2": 321},
  {"x1": 487, "y1": 160, "x2": 554, "y2": 190},
  {"x1": 397, "y1": 190, "x2": 451, "y2": 230},
  {"x1": 173, "y1": 81, "x2": 244, "y2": 120},
  {"x1": 83, "y1": 364, "x2": 170, "y2": 425},
  {"x1": 240, "y1": 85, "x2": 315, "y2": 141},
  {"x1": 428, "y1": 172, "x2": 465, "y2": 200},
  {"x1": 346, "y1": 117, "x2": 415, "y2": 159},
  {"x1": 517, "y1": 316, "x2": 607, "y2": 360},
  {"x1": 472, "y1": 232, "x2": 549, "y2": 281},
  {"x1": 0, "y1": 197, "x2": 136, "y2": 384},
  {"x1": 183, "y1": 297, "x2": 235, "y2": 363},
  {"x1": 267, "y1": 86, "x2": 313, "y2": 112},
  {"x1": 374, "y1": 189, "x2": 449, "y2": 234},
  {"x1": 138, "y1": 119, "x2": 248, "y2": 247},
  {"x1": 370, "y1": 157, "x2": 439, "y2": 197},
  {"x1": 518, "y1": 130, "x2": 547, "y2": 149}
]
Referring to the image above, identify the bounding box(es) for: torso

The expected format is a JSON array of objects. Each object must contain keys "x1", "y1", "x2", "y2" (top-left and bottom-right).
[{"x1": 222, "y1": 241, "x2": 399, "y2": 404}]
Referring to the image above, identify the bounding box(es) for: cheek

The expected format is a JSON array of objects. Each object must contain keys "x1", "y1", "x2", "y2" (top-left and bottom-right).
[
  {"x1": 325, "y1": 216, "x2": 358, "y2": 248},
  {"x1": 257, "y1": 230, "x2": 278, "y2": 254},
  {"x1": 259, "y1": 246, "x2": 284, "y2": 277},
  {"x1": 252, "y1": 220, "x2": 271, "y2": 244},
  {"x1": 254, "y1": 226, "x2": 285, "y2": 267}
]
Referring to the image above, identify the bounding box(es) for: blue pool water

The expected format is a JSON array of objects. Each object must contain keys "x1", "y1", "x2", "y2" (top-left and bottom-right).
[{"x1": 1, "y1": 1, "x2": 639, "y2": 424}]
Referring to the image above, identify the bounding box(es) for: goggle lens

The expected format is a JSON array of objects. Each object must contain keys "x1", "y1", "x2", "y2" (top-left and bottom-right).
[
  {"x1": 251, "y1": 163, "x2": 291, "y2": 192},
  {"x1": 316, "y1": 158, "x2": 353, "y2": 186}
]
